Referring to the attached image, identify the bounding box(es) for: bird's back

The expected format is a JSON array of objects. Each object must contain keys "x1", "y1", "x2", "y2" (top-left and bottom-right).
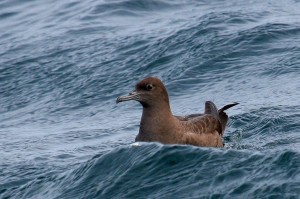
[
  {"x1": 178, "y1": 114, "x2": 223, "y2": 147},
  {"x1": 175, "y1": 101, "x2": 238, "y2": 147}
]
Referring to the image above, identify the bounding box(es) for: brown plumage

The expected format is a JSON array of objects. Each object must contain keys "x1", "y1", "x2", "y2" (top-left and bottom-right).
[{"x1": 116, "y1": 77, "x2": 238, "y2": 147}]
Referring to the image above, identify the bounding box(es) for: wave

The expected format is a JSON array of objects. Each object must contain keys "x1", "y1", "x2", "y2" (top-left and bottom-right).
[{"x1": 2, "y1": 144, "x2": 300, "y2": 198}]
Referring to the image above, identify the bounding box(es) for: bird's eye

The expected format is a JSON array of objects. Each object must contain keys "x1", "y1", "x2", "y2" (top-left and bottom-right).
[{"x1": 146, "y1": 84, "x2": 153, "y2": 91}]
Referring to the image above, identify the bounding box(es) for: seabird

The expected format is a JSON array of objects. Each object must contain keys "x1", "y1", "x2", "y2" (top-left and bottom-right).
[{"x1": 116, "y1": 77, "x2": 238, "y2": 147}]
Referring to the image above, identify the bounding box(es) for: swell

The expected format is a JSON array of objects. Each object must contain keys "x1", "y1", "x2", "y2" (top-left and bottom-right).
[
  {"x1": 90, "y1": 0, "x2": 180, "y2": 16},
  {"x1": 2, "y1": 144, "x2": 300, "y2": 199},
  {"x1": 228, "y1": 105, "x2": 300, "y2": 150},
  {"x1": 2, "y1": 3, "x2": 300, "y2": 122},
  {"x1": 1, "y1": 1, "x2": 300, "y2": 198}
]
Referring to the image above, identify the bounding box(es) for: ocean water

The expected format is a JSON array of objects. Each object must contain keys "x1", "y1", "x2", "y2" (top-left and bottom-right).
[{"x1": 1, "y1": 0, "x2": 300, "y2": 198}]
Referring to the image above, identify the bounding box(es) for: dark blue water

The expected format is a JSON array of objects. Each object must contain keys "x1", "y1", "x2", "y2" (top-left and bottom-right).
[{"x1": 1, "y1": 0, "x2": 300, "y2": 198}]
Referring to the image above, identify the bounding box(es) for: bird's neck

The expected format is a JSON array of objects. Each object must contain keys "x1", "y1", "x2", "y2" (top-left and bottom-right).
[{"x1": 137, "y1": 104, "x2": 178, "y2": 143}]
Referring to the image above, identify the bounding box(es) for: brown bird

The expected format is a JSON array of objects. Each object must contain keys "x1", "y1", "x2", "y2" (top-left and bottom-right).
[{"x1": 116, "y1": 77, "x2": 238, "y2": 147}]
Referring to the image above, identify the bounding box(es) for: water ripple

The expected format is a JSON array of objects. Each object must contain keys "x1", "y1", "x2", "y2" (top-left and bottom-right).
[{"x1": 1, "y1": 0, "x2": 300, "y2": 198}]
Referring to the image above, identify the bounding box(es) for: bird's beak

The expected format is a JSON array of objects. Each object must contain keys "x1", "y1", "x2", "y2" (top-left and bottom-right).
[{"x1": 116, "y1": 91, "x2": 140, "y2": 103}]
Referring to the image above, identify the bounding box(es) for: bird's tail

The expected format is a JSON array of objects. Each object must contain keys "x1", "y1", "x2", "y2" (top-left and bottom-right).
[
  {"x1": 205, "y1": 101, "x2": 238, "y2": 135},
  {"x1": 218, "y1": 102, "x2": 239, "y2": 135}
]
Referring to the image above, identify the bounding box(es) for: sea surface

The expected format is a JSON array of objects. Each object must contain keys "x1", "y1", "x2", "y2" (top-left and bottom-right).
[{"x1": 1, "y1": 0, "x2": 300, "y2": 198}]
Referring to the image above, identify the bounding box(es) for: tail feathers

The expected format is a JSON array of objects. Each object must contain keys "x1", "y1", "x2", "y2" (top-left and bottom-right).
[
  {"x1": 204, "y1": 101, "x2": 238, "y2": 135},
  {"x1": 205, "y1": 101, "x2": 238, "y2": 115},
  {"x1": 219, "y1": 102, "x2": 239, "y2": 112},
  {"x1": 218, "y1": 102, "x2": 238, "y2": 135}
]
